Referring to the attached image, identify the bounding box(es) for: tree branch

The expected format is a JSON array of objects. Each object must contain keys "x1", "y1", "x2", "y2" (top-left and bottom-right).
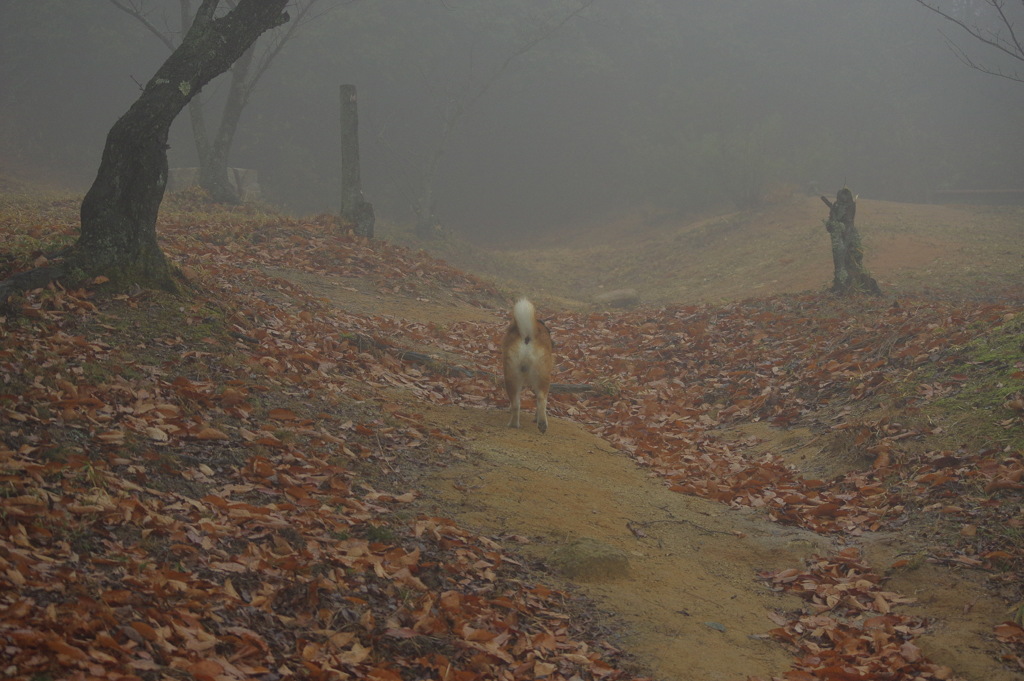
[
  {"x1": 913, "y1": 0, "x2": 1024, "y2": 83},
  {"x1": 455, "y1": 0, "x2": 596, "y2": 131},
  {"x1": 246, "y1": 0, "x2": 334, "y2": 100},
  {"x1": 402, "y1": 0, "x2": 595, "y2": 232},
  {"x1": 106, "y1": 0, "x2": 176, "y2": 51}
]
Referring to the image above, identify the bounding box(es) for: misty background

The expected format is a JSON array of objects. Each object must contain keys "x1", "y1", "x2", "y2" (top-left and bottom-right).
[{"x1": 1, "y1": 0, "x2": 1022, "y2": 242}]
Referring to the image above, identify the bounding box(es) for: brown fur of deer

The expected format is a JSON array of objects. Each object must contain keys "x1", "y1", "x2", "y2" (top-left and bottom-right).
[{"x1": 501, "y1": 298, "x2": 554, "y2": 433}]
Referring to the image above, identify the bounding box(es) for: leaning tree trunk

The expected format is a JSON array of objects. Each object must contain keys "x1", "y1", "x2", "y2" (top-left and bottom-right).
[
  {"x1": 820, "y1": 188, "x2": 881, "y2": 296},
  {"x1": 76, "y1": 0, "x2": 288, "y2": 289},
  {"x1": 77, "y1": 103, "x2": 180, "y2": 287}
]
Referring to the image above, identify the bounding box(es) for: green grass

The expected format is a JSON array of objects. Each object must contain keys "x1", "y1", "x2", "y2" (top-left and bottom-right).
[{"x1": 926, "y1": 311, "x2": 1024, "y2": 450}]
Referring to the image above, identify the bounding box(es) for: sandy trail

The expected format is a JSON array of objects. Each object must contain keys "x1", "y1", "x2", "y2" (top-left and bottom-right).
[{"x1": 402, "y1": 399, "x2": 833, "y2": 680}]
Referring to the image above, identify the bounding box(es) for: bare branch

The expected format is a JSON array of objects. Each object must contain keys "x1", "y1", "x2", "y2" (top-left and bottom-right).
[
  {"x1": 942, "y1": 29, "x2": 1024, "y2": 83},
  {"x1": 373, "y1": 0, "x2": 596, "y2": 232},
  {"x1": 106, "y1": 0, "x2": 177, "y2": 51},
  {"x1": 913, "y1": 0, "x2": 1024, "y2": 82},
  {"x1": 245, "y1": 0, "x2": 328, "y2": 102},
  {"x1": 993, "y1": 0, "x2": 1024, "y2": 58},
  {"x1": 462, "y1": 0, "x2": 595, "y2": 122}
]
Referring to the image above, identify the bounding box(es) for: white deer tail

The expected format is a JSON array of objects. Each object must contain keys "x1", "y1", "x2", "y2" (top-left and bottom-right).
[{"x1": 513, "y1": 298, "x2": 536, "y2": 343}]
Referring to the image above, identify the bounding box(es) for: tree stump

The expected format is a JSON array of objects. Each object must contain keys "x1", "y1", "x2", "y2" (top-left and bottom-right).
[{"x1": 820, "y1": 188, "x2": 881, "y2": 296}]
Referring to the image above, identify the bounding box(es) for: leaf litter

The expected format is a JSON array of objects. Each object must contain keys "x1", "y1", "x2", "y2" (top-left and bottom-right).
[{"x1": 1, "y1": 192, "x2": 1023, "y2": 680}]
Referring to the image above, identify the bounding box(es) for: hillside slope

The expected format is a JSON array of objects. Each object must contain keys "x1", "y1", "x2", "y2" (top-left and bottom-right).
[
  {"x1": 418, "y1": 196, "x2": 1023, "y2": 307},
  {"x1": 1, "y1": 191, "x2": 1022, "y2": 681}
]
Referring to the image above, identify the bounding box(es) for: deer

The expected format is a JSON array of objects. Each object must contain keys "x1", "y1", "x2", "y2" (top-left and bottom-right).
[{"x1": 501, "y1": 298, "x2": 554, "y2": 433}]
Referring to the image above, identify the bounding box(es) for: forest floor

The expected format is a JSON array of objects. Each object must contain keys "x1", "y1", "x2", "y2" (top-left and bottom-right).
[{"x1": 1, "y1": 188, "x2": 1022, "y2": 681}]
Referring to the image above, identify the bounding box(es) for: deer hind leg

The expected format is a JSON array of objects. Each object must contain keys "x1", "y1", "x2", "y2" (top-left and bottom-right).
[
  {"x1": 535, "y1": 386, "x2": 549, "y2": 433},
  {"x1": 505, "y1": 373, "x2": 522, "y2": 429},
  {"x1": 508, "y1": 391, "x2": 522, "y2": 429}
]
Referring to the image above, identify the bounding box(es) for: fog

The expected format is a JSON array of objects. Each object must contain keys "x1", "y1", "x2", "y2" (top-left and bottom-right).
[{"x1": 2, "y1": 0, "x2": 1022, "y2": 240}]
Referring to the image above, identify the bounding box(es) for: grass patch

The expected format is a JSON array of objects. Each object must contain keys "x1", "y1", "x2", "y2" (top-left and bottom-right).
[{"x1": 924, "y1": 311, "x2": 1024, "y2": 451}]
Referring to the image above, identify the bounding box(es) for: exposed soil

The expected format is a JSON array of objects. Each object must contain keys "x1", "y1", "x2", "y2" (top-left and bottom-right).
[{"x1": 274, "y1": 197, "x2": 1023, "y2": 681}]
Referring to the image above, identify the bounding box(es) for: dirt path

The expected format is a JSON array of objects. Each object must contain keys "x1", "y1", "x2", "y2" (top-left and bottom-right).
[
  {"x1": 400, "y1": 399, "x2": 832, "y2": 680},
  {"x1": 390, "y1": 399, "x2": 1020, "y2": 681}
]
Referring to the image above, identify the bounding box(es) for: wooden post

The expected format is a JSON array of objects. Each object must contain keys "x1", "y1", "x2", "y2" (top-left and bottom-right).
[
  {"x1": 339, "y1": 84, "x2": 374, "y2": 237},
  {"x1": 820, "y1": 188, "x2": 881, "y2": 296}
]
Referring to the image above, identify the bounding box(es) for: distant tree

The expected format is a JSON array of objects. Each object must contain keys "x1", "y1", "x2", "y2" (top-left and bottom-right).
[
  {"x1": 375, "y1": 0, "x2": 594, "y2": 239},
  {"x1": 107, "y1": 0, "x2": 328, "y2": 203},
  {"x1": 0, "y1": 0, "x2": 289, "y2": 303},
  {"x1": 912, "y1": 0, "x2": 1024, "y2": 83},
  {"x1": 339, "y1": 84, "x2": 375, "y2": 238}
]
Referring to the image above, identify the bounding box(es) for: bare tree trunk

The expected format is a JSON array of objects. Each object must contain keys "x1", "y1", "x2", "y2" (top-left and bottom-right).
[
  {"x1": 76, "y1": 97, "x2": 179, "y2": 286},
  {"x1": 109, "y1": 0, "x2": 325, "y2": 208},
  {"x1": 413, "y1": 120, "x2": 450, "y2": 239},
  {"x1": 414, "y1": 173, "x2": 440, "y2": 239},
  {"x1": 394, "y1": 1, "x2": 595, "y2": 240},
  {"x1": 0, "y1": 0, "x2": 290, "y2": 301},
  {"x1": 339, "y1": 84, "x2": 375, "y2": 237},
  {"x1": 821, "y1": 188, "x2": 881, "y2": 296},
  {"x1": 199, "y1": 44, "x2": 256, "y2": 203}
]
